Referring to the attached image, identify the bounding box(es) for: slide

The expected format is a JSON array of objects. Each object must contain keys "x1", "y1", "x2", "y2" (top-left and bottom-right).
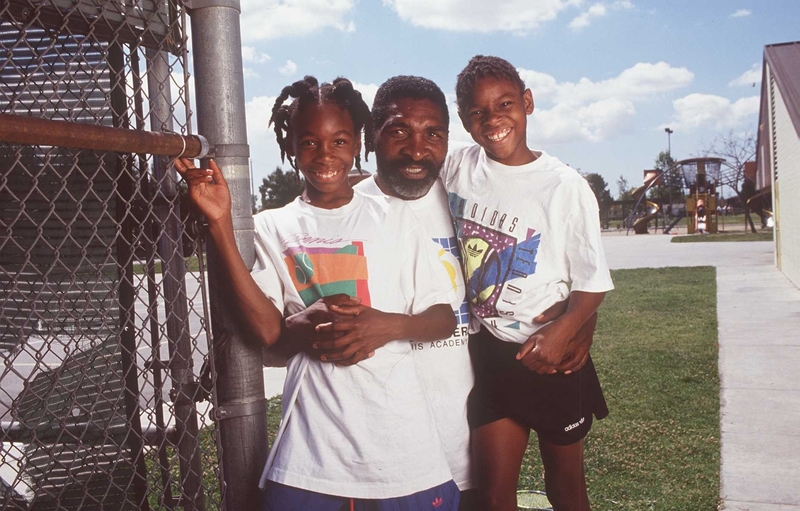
[
  {"x1": 663, "y1": 209, "x2": 686, "y2": 234},
  {"x1": 625, "y1": 170, "x2": 662, "y2": 235},
  {"x1": 633, "y1": 200, "x2": 660, "y2": 234}
]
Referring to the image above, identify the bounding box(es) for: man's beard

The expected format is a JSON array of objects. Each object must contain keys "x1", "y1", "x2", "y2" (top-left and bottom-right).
[{"x1": 375, "y1": 153, "x2": 442, "y2": 200}]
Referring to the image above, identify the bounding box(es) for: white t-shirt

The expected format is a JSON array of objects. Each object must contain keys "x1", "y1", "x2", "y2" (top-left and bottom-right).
[
  {"x1": 355, "y1": 176, "x2": 475, "y2": 491},
  {"x1": 252, "y1": 191, "x2": 454, "y2": 499},
  {"x1": 441, "y1": 145, "x2": 614, "y2": 344}
]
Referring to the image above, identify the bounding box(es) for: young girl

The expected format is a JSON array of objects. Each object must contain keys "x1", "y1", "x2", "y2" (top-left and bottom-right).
[{"x1": 176, "y1": 76, "x2": 459, "y2": 511}]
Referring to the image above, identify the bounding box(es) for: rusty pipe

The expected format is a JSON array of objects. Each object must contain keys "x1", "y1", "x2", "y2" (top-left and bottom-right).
[{"x1": 0, "y1": 112, "x2": 209, "y2": 158}]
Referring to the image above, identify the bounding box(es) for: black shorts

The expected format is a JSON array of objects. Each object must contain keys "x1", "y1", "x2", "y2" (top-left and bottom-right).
[{"x1": 467, "y1": 328, "x2": 609, "y2": 445}]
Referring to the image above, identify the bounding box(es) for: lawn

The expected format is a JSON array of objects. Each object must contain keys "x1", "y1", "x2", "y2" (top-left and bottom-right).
[
  {"x1": 672, "y1": 231, "x2": 773, "y2": 243},
  {"x1": 521, "y1": 267, "x2": 720, "y2": 509},
  {"x1": 133, "y1": 254, "x2": 202, "y2": 275}
]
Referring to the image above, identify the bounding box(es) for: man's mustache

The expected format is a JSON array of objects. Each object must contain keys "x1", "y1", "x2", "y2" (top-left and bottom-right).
[{"x1": 386, "y1": 156, "x2": 440, "y2": 174}]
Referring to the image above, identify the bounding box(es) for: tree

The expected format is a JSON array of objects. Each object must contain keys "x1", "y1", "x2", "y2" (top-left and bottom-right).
[
  {"x1": 616, "y1": 174, "x2": 633, "y2": 201},
  {"x1": 702, "y1": 130, "x2": 757, "y2": 232},
  {"x1": 648, "y1": 151, "x2": 683, "y2": 206},
  {"x1": 258, "y1": 166, "x2": 305, "y2": 211},
  {"x1": 583, "y1": 173, "x2": 613, "y2": 226}
]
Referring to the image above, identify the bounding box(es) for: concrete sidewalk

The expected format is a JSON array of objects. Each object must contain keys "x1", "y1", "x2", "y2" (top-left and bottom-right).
[{"x1": 603, "y1": 234, "x2": 800, "y2": 510}]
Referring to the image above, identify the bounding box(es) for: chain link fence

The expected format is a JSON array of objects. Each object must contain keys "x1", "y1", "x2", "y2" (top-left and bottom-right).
[{"x1": 1, "y1": 1, "x2": 225, "y2": 509}]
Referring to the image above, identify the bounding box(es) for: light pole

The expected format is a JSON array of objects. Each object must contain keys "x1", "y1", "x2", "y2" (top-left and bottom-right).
[
  {"x1": 664, "y1": 127, "x2": 674, "y2": 222},
  {"x1": 665, "y1": 127, "x2": 673, "y2": 156}
]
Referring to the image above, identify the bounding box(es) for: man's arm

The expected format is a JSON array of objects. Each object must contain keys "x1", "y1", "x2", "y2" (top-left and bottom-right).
[
  {"x1": 310, "y1": 302, "x2": 456, "y2": 366},
  {"x1": 528, "y1": 298, "x2": 598, "y2": 374},
  {"x1": 517, "y1": 291, "x2": 606, "y2": 374}
]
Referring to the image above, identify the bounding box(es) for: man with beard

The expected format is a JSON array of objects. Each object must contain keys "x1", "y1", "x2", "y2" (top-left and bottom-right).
[
  {"x1": 355, "y1": 76, "x2": 478, "y2": 510},
  {"x1": 285, "y1": 76, "x2": 597, "y2": 511}
]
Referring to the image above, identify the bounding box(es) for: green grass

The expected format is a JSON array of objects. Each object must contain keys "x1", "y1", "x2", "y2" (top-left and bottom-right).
[
  {"x1": 133, "y1": 254, "x2": 202, "y2": 275},
  {"x1": 672, "y1": 231, "x2": 773, "y2": 243},
  {"x1": 517, "y1": 267, "x2": 720, "y2": 510},
  {"x1": 144, "y1": 424, "x2": 221, "y2": 509}
]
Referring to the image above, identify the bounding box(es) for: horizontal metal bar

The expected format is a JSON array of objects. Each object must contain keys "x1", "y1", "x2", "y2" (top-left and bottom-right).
[
  {"x1": 0, "y1": 421, "x2": 178, "y2": 445},
  {"x1": 0, "y1": 113, "x2": 209, "y2": 159}
]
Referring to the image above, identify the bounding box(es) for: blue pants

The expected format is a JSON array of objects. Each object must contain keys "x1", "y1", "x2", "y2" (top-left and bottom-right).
[{"x1": 262, "y1": 479, "x2": 460, "y2": 511}]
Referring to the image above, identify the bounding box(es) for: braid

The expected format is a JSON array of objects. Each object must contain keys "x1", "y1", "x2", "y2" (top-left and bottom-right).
[
  {"x1": 328, "y1": 78, "x2": 373, "y2": 170},
  {"x1": 269, "y1": 75, "x2": 372, "y2": 173},
  {"x1": 268, "y1": 76, "x2": 321, "y2": 171}
]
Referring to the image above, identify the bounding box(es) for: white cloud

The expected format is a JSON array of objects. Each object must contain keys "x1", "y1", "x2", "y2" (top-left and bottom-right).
[
  {"x1": 730, "y1": 8, "x2": 751, "y2": 18},
  {"x1": 569, "y1": 0, "x2": 632, "y2": 31},
  {"x1": 279, "y1": 60, "x2": 299, "y2": 76},
  {"x1": 728, "y1": 63, "x2": 761, "y2": 87},
  {"x1": 660, "y1": 93, "x2": 759, "y2": 131},
  {"x1": 532, "y1": 98, "x2": 635, "y2": 142},
  {"x1": 243, "y1": 67, "x2": 260, "y2": 79},
  {"x1": 515, "y1": 61, "x2": 693, "y2": 144},
  {"x1": 570, "y1": 3, "x2": 607, "y2": 30},
  {"x1": 241, "y1": 0, "x2": 356, "y2": 42},
  {"x1": 242, "y1": 46, "x2": 271, "y2": 63},
  {"x1": 352, "y1": 82, "x2": 379, "y2": 110},
  {"x1": 382, "y1": 0, "x2": 583, "y2": 33},
  {"x1": 247, "y1": 95, "x2": 278, "y2": 139},
  {"x1": 246, "y1": 95, "x2": 285, "y2": 182}
]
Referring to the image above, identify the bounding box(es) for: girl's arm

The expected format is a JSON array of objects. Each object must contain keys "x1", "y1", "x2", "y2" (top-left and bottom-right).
[
  {"x1": 310, "y1": 302, "x2": 456, "y2": 365},
  {"x1": 516, "y1": 290, "x2": 605, "y2": 374},
  {"x1": 176, "y1": 158, "x2": 283, "y2": 347}
]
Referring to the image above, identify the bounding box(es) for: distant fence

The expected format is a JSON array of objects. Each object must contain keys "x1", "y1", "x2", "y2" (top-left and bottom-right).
[{"x1": 0, "y1": 1, "x2": 225, "y2": 509}]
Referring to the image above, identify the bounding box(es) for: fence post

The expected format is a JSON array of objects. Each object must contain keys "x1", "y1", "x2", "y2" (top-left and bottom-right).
[
  {"x1": 188, "y1": 3, "x2": 268, "y2": 511},
  {"x1": 147, "y1": 48, "x2": 206, "y2": 510}
]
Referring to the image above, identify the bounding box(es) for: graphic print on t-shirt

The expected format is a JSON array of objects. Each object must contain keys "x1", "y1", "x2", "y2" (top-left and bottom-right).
[
  {"x1": 448, "y1": 193, "x2": 541, "y2": 319},
  {"x1": 432, "y1": 236, "x2": 471, "y2": 328},
  {"x1": 282, "y1": 241, "x2": 371, "y2": 307}
]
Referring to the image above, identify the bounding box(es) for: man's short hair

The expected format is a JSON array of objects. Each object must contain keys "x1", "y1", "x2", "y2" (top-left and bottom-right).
[
  {"x1": 372, "y1": 75, "x2": 449, "y2": 130},
  {"x1": 455, "y1": 55, "x2": 526, "y2": 113}
]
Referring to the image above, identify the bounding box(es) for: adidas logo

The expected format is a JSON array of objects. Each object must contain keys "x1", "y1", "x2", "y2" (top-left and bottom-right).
[
  {"x1": 432, "y1": 496, "x2": 444, "y2": 508},
  {"x1": 564, "y1": 416, "x2": 585, "y2": 432},
  {"x1": 466, "y1": 243, "x2": 484, "y2": 258}
]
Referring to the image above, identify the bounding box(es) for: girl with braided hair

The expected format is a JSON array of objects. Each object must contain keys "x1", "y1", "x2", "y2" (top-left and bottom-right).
[{"x1": 175, "y1": 76, "x2": 460, "y2": 510}]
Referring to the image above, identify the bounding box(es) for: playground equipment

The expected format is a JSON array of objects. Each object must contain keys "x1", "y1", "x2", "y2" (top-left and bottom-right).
[
  {"x1": 677, "y1": 157, "x2": 723, "y2": 234},
  {"x1": 625, "y1": 169, "x2": 666, "y2": 235}
]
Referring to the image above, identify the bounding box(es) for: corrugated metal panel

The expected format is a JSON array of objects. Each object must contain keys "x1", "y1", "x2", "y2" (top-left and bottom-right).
[
  {"x1": 764, "y1": 41, "x2": 800, "y2": 138},
  {"x1": 5, "y1": 0, "x2": 178, "y2": 53}
]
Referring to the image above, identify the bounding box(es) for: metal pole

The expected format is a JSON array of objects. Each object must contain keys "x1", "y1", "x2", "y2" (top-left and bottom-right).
[
  {"x1": 188, "y1": 2, "x2": 268, "y2": 511},
  {"x1": 147, "y1": 48, "x2": 206, "y2": 511},
  {"x1": 0, "y1": 112, "x2": 208, "y2": 158},
  {"x1": 665, "y1": 127, "x2": 674, "y2": 224},
  {"x1": 109, "y1": 41, "x2": 152, "y2": 511}
]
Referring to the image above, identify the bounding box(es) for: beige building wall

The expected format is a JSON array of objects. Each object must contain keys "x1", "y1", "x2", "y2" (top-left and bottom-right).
[{"x1": 769, "y1": 65, "x2": 800, "y2": 288}]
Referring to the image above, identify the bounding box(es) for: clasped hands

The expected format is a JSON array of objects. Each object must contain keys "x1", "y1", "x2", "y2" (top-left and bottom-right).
[
  {"x1": 284, "y1": 294, "x2": 597, "y2": 374},
  {"x1": 284, "y1": 294, "x2": 397, "y2": 366}
]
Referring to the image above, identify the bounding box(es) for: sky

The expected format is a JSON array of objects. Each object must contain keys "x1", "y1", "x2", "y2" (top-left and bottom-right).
[{"x1": 226, "y1": 0, "x2": 800, "y2": 199}]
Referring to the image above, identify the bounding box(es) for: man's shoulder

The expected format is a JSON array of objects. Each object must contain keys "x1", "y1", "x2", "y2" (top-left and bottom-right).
[
  {"x1": 353, "y1": 174, "x2": 382, "y2": 197},
  {"x1": 443, "y1": 143, "x2": 481, "y2": 181}
]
